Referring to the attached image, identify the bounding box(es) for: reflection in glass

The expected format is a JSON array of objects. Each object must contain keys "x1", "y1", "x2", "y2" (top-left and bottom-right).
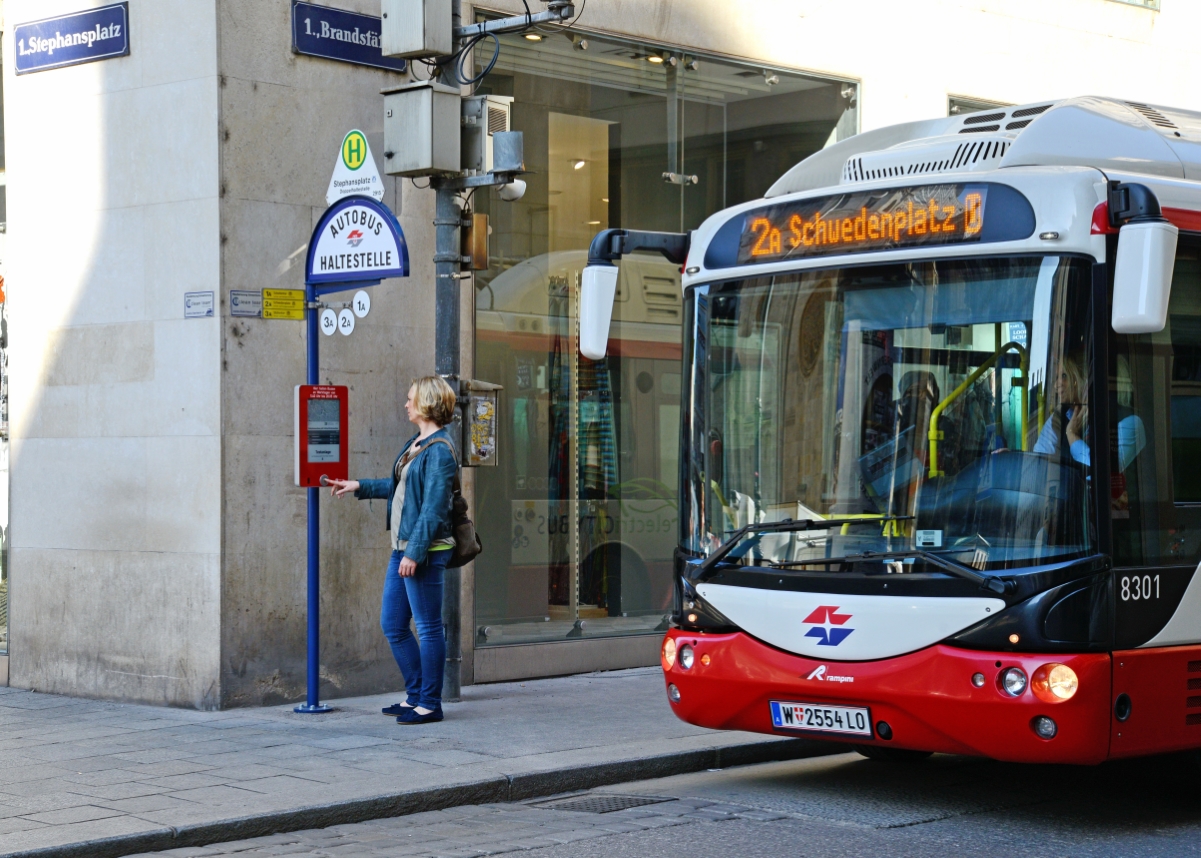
[
  {"x1": 471, "y1": 30, "x2": 855, "y2": 645},
  {"x1": 1111, "y1": 237, "x2": 1201, "y2": 566},
  {"x1": 682, "y1": 256, "x2": 1096, "y2": 572}
]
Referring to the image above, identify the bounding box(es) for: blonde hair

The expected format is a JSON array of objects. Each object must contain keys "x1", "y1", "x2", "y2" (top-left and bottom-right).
[
  {"x1": 411, "y1": 376, "x2": 457, "y2": 426},
  {"x1": 1060, "y1": 354, "x2": 1087, "y2": 406}
]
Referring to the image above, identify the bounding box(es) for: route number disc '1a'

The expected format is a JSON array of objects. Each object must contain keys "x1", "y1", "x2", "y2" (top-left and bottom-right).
[{"x1": 353, "y1": 290, "x2": 371, "y2": 318}]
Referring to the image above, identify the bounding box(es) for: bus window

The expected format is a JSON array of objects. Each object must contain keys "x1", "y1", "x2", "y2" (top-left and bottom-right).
[
  {"x1": 683, "y1": 256, "x2": 1096, "y2": 568},
  {"x1": 1110, "y1": 235, "x2": 1201, "y2": 567}
]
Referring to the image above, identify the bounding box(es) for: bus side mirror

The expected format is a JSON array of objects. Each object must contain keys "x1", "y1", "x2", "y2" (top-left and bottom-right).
[
  {"x1": 580, "y1": 264, "x2": 618, "y2": 360},
  {"x1": 1110, "y1": 182, "x2": 1179, "y2": 336},
  {"x1": 1112, "y1": 220, "x2": 1178, "y2": 335}
]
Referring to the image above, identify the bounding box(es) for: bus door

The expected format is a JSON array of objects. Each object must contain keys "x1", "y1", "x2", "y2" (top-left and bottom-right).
[{"x1": 1108, "y1": 233, "x2": 1201, "y2": 755}]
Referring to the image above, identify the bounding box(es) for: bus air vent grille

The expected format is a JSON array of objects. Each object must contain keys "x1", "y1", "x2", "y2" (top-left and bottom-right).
[
  {"x1": 1188, "y1": 660, "x2": 1201, "y2": 672},
  {"x1": 963, "y1": 112, "x2": 1007, "y2": 125},
  {"x1": 1187, "y1": 695, "x2": 1201, "y2": 709},
  {"x1": 1125, "y1": 101, "x2": 1178, "y2": 130},
  {"x1": 1010, "y1": 104, "x2": 1053, "y2": 119},
  {"x1": 1189, "y1": 677, "x2": 1201, "y2": 690},
  {"x1": 1187, "y1": 713, "x2": 1201, "y2": 727},
  {"x1": 842, "y1": 137, "x2": 1010, "y2": 184},
  {"x1": 956, "y1": 104, "x2": 1054, "y2": 134}
]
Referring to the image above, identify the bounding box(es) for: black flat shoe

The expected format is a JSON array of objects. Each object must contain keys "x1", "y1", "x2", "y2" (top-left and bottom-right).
[
  {"x1": 396, "y1": 707, "x2": 443, "y2": 724},
  {"x1": 382, "y1": 703, "x2": 415, "y2": 716}
]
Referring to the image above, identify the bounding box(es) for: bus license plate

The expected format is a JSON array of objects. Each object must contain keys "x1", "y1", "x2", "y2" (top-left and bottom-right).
[{"x1": 770, "y1": 701, "x2": 872, "y2": 736}]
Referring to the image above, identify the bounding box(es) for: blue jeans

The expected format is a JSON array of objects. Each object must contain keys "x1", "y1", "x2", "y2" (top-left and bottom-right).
[{"x1": 380, "y1": 549, "x2": 449, "y2": 709}]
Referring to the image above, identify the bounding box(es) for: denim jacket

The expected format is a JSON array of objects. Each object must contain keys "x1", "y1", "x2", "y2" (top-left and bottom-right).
[{"x1": 355, "y1": 428, "x2": 457, "y2": 563}]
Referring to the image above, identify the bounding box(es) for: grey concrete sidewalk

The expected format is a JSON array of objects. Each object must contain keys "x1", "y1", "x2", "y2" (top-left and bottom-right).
[{"x1": 0, "y1": 668, "x2": 832, "y2": 858}]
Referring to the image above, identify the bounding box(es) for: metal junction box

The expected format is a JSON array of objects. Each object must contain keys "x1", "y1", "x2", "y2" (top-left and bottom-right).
[
  {"x1": 461, "y1": 379, "x2": 502, "y2": 467},
  {"x1": 461, "y1": 94, "x2": 514, "y2": 175},
  {"x1": 383, "y1": 81, "x2": 461, "y2": 177},
  {"x1": 381, "y1": 0, "x2": 452, "y2": 58}
]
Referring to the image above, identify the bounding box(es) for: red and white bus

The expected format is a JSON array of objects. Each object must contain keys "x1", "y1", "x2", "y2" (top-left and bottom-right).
[{"x1": 581, "y1": 96, "x2": 1201, "y2": 763}]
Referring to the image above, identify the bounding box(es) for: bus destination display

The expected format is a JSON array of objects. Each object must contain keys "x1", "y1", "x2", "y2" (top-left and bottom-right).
[{"x1": 738, "y1": 183, "x2": 988, "y2": 264}]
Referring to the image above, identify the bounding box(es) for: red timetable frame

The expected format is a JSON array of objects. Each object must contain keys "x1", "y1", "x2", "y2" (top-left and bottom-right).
[{"x1": 294, "y1": 385, "x2": 349, "y2": 487}]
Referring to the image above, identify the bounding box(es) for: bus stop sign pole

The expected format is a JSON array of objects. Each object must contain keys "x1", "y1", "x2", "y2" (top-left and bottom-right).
[
  {"x1": 296, "y1": 195, "x2": 409, "y2": 714},
  {"x1": 295, "y1": 279, "x2": 331, "y2": 713}
]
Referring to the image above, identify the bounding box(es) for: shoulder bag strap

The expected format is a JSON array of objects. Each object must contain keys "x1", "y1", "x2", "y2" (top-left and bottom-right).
[{"x1": 421, "y1": 438, "x2": 463, "y2": 494}]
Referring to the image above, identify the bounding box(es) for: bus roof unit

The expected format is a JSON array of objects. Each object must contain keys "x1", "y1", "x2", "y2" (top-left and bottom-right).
[{"x1": 768, "y1": 96, "x2": 1201, "y2": 197}]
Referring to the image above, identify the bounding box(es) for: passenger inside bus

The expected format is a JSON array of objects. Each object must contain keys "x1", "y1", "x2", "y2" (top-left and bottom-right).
[
  {"x1": 1032, "y1": 354, "x2": 1090, "y2": 466},
  {"x1": 1029, "y1": 353, "x2": 1147, "y2": 472}
]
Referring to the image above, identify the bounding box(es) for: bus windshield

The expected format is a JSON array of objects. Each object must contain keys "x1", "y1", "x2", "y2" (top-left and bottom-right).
[{"x1": 683, "y1": 255, "x2": 1101, "y2": 571}]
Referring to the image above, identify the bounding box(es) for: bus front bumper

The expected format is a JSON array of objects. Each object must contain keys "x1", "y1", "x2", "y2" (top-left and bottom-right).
[{"x1": 661, "y1": 629, "x2": 1112, "y2": 764}]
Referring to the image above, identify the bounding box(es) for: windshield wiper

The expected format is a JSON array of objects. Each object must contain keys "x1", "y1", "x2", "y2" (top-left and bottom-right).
[
  {"x1": 695, "y1": 517, "x2": 912, "y2": 580},
  {"x1": 775, "y1": 549, "x2": 1015, "y2": 595}
]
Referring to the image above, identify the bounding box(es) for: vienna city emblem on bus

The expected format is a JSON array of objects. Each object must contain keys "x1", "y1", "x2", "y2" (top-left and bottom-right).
[{"x1": 803, "y1": 606, "x2": 854, "y2": 646}]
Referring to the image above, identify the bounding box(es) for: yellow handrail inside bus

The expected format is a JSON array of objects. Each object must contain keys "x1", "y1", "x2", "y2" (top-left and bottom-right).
[
  {"x1": 824, "y1": 513, "x2": 912, "y2": 536},
  {"x1": 928, "y1": 340, "x2": 1028, "y2": 477}
]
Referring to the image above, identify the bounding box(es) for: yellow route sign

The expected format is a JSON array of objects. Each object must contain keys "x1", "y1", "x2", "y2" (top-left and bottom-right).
[{"x1": 262, "y1": 288, "x2": 305, "y2": 321}]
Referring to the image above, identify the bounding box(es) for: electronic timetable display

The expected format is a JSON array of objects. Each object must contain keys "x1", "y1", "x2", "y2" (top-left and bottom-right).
[
  {"x1": 294, "y1": 385, "x2": 349, "y2": 487},
  {"x1": 738, "y1": 183, "x2": 989, "y2": 264}
]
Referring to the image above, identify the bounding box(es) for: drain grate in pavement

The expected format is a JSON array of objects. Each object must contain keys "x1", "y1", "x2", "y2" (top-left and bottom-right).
[{"x1": 534, "y1": 794, "x2": 674, "y2": 814}]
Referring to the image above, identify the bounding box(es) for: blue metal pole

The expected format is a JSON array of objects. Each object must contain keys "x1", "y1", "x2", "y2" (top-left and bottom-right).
[{"x1": 296, "y1": 281, "x2": 331, "y2": 713}]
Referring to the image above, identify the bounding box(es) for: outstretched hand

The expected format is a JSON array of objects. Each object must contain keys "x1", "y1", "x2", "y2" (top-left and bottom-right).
[{"x1": 327, "y1": 478, "x2": 360, "y2": 499}]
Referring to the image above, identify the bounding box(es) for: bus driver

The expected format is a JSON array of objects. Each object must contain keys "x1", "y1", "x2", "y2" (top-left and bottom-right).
[{"x1": 1031, "y1": 354, "x2": 1146, "y2": 472}]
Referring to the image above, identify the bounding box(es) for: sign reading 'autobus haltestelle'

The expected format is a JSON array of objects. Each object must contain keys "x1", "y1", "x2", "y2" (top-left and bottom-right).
[{"x1": 737, "y1": 184, "x2": 989, "y2": 264}]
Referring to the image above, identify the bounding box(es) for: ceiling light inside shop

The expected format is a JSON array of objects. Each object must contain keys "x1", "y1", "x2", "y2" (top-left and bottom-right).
[
  {"x1": 573, "y1": 159, "x2": 586, "y2": 170},
  {"x1": 587, "y1": 220, "x2": 601, "y2": 225},
  {"x1": 647, "y1": 55, "x2": 664, "y2": 64},
  {"x1": 601, "y1": 198, "x2": 610, "y2": 203},
  {"x1": 524, "y1": 33, "x2": 543, "y2": 41}
]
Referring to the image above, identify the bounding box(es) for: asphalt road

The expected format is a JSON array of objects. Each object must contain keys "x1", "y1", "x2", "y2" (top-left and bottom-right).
[{"x1": 129, "y1": 747, "x2": 1201, "y2": 857}]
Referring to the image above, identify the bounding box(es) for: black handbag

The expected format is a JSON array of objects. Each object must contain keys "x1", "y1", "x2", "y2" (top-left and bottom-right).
[{"x1": 425, "y1": 439, "x2": 483, "y2": 568}]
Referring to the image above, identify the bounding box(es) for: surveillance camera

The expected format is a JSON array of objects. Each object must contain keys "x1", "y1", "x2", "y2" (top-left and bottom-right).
[{"x1": 498, "y1": 179, "x2": 527, "y2": 202}]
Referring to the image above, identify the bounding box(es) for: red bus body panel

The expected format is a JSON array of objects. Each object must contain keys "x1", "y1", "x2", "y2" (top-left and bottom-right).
[
  {"x1": 1110, "y1": 645, "x2": 1201, "y2": 759},
  {"x1": 664, "y1": 631, "x2": 1201, "y2": 763},
  {"x1": 663, "y1": 629, "x2": 1113, "y2": 764}
]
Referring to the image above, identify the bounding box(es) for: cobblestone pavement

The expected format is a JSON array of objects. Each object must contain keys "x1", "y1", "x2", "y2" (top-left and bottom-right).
[
  {"x1": 127, "y1": 748, "x2": 1201, "y2": 858},
  {"x1": 0, "y1": 669, "x2": 825, "y2": 857}
]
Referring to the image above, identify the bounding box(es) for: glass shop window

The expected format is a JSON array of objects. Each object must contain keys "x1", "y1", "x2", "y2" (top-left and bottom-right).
[{"x1": 470, "y1": 27, "x2": 857, "y2": 645}]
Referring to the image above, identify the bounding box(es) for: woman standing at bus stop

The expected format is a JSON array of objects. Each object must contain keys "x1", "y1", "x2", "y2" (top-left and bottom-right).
[{"x1": 327, "y1": 376, "x2": 458, "y2": 725}]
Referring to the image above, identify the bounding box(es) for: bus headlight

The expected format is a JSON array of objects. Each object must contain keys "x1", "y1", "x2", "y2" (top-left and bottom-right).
[
  {"x1": 662, "y1": 638, "x2": 677, "y2": 670},
  {"x1": 679, "y1": 644, "x2": 696, "y2": 670},
  {"x1": 1031, "y1": 663, "x2": 1078, "y2": 702},
  {"x1": 1001, "y1": 667, "x2": 1028, "y2": 697}
]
